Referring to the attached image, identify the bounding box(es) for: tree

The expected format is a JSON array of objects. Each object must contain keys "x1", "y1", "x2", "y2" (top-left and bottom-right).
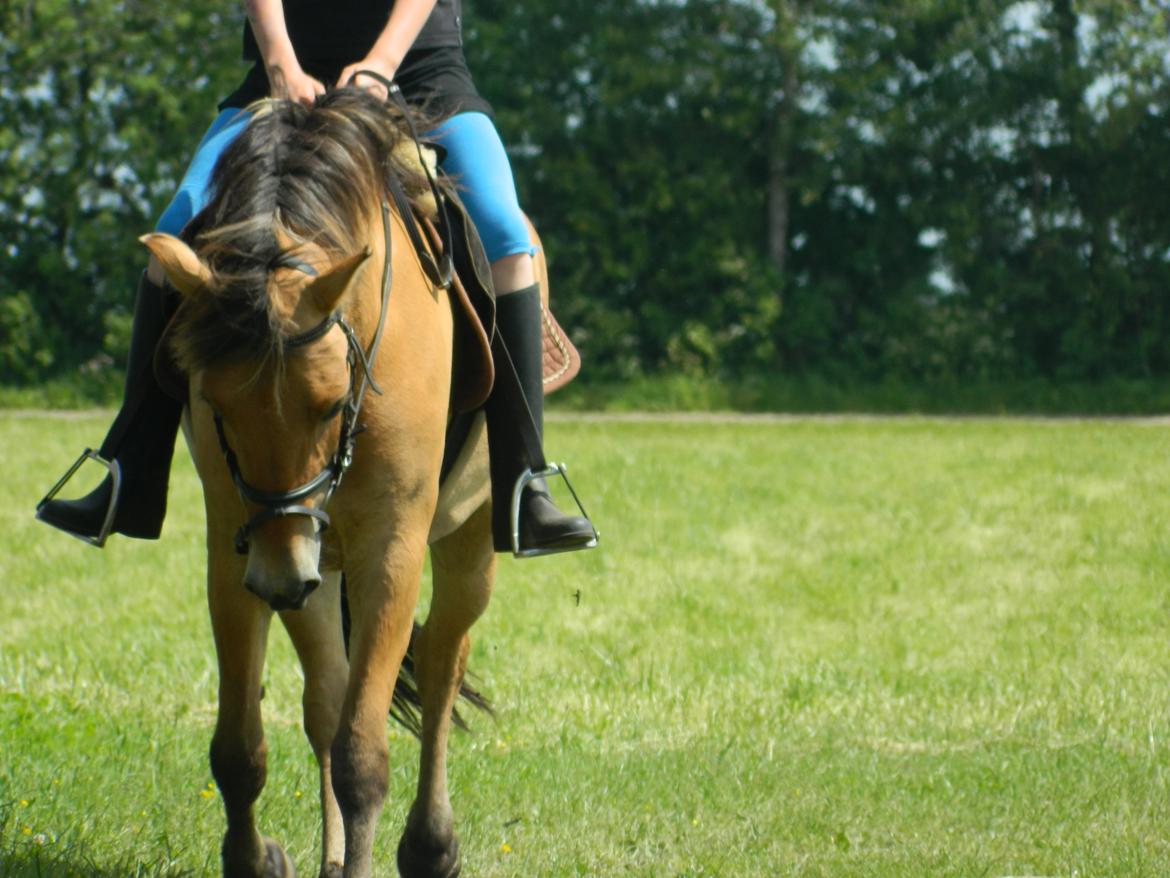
[
  {"x1": 0, "y1": 0, "x2": 242, "y2": 383},
  {"x1": 4, "y1": 0, "x2": 1169, "y2": 394}
]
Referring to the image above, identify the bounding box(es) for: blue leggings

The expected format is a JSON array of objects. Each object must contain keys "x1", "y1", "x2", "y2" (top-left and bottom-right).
[
  {"x1": 156, "y1": 109, "x2": 535, "y2": 262},
  {"x1": 428, "y1": 112, "x2": 536, "y2": 260},
  {"x1": 155, "y1": 109, "x2": 251, "y2": 236}
]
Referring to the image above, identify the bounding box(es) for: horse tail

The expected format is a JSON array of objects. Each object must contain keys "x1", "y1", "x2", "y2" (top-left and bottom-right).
[
  {"x1": 341, "y1": 577, "x2": 493, "y2": 738},
  {"x1": 390, "y1": 623, "x2": 494, "y2": 739}
]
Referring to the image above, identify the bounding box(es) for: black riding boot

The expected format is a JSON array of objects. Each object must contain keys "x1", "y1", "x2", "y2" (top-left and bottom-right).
[
  {"x1": 485, "y1": 285, "x2": 597, "y2": 554},
  {"x1": 36, "y1": 273, "x2": 182, "y2": 544}
]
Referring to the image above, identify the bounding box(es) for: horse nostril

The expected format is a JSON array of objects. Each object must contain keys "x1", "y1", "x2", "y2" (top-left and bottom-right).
[
  {"x1": 242, "y1": 573, "x2": 320, "y2": 612},
  {"x1": 272, "y1": 579, "x2": 319, "y2": 612}
]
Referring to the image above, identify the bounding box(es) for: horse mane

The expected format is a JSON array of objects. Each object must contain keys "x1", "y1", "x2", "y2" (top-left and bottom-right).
[{"x1": 169, "y1": 88, "x2": 433, "y2": 375}]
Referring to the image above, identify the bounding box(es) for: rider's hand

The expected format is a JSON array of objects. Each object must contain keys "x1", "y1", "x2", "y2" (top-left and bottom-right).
[
  {"x1": 337, "y1": 57, "x2": 398, "y2": 102},
  {"x1": 268, "y1": 63, "x2": 326, "y2": 108}
]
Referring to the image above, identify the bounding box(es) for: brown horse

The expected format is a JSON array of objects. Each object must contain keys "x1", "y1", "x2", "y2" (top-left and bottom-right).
[{"x1": 143, "y1": 90, "x2": 499, "y2": 878}]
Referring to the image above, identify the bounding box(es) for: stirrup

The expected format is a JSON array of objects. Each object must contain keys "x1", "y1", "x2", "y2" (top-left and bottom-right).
[
  {"x1": 510, "y1": 462, "x2": 599, "y2": 558},
  {"x1": 35, "y1": 449, "x2": 122, "y2": 547}
]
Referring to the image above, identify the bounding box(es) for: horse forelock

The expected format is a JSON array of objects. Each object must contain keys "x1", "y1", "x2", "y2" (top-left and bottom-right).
[{"x1": 169, "y1": 88, "x2": 430, "y2": 378}]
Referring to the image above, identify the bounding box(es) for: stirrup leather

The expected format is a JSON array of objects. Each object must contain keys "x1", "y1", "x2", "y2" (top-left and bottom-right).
[
  {"x1": 510, "y1": 462, "x2": 599, "y2": 558},
  {"x1": 35, "y1": 449, "x2": 122, "y2": 548}
]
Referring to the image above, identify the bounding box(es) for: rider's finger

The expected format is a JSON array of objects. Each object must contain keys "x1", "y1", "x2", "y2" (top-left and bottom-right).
[{"x1": 340, "y1": 67, "x2": 388, "y2": 100}]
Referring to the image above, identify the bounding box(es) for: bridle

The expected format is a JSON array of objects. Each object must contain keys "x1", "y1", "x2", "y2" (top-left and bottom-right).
[
  {"x1": 213, "y1": 202, "x2": 394, "y2": 555},
  {"x1": 212, "y1": 76, "x2": 454, "y2": 556}
]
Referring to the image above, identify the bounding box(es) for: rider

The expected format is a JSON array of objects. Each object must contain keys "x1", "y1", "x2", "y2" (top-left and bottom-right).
[{"x1": 36, "y1": 0, "x2": 597, "y2": 556}]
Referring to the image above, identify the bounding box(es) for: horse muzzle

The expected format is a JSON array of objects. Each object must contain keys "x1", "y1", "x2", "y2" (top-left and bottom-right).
[
  {"x1": 247, "y1": 576, "x2": 320, "y2": 612},
  {"x1": 242, "y1": 515, "x2": 324, "y2": 611}
]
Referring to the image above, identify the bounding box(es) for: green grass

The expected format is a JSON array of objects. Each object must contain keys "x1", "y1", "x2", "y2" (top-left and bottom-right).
[
  {"x1": 552, "y1": 373, "x2": 1170, "y2": 415},
  {"x1": 4, "y1": 411, "x2": 1170, "y2": 876}
]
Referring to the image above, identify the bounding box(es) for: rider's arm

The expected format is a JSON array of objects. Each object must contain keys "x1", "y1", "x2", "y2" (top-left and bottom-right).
[
  {"x1": 245, "y1": 0, "x2": 325, "y2": 106},
  {"x1": 337, "y1": 0, "x2": 439, "y2": 95},
  {"x1": 367, "y1": 0, "x2": 439, "y2": 73}
]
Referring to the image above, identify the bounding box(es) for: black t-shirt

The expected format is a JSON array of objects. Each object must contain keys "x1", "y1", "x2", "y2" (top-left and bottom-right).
[
  {"x1": 222, "y1": 0, "x2": 491, "y2": 118},
  {"x1": 242, "y1": 0, "x2": 462, "y2": 63}
]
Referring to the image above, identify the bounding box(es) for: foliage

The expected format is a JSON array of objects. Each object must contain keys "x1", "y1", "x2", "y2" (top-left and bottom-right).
[
  {"x1": 474, "y1": 0, "x2": 1170, "y2": 384},
  {"x1": 0, "y1": 0, "x2": 241, "y2": 384},
  {"x1": 2, "y1": 1, "x2": 1168, "y2": 395}
]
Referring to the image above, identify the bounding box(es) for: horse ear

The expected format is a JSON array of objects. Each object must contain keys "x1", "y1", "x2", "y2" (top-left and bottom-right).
[
  {"x1": 307, "y1": 247, "x2": 371, "y2": 315},
  {"x1": 139, "y1": 233, "x2": 212, "y2": 296}
]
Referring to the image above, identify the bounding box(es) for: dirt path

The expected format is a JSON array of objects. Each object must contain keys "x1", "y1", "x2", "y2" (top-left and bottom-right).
[
  {"x1": 8, "y1": 409, "x2": 1170, "y2": 425},
  {"x1": 547, "y1": 411, "x2": 1170, "y2": 426}
]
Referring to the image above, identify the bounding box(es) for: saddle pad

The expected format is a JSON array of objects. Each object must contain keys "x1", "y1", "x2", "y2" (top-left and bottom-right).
[
  {"x1": 541, "y1": 306, "x2": 580, "y2": 394},
  {"x1": 525, "y1": 214, "x2": 580, "y2": 394}
]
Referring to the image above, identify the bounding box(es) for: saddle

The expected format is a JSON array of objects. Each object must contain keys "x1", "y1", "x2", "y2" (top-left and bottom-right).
[
  {"x1": 149, "y1": 141, "x2": 579, "y2": 543},
  {"x1": 432, "y1": 189, "x2": 581, "y2": 415}
]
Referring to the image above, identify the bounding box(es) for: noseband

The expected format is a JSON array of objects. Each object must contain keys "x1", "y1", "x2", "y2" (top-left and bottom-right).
[{"x1": 214, "y1": 202, "x2": 394, "y2": 555}]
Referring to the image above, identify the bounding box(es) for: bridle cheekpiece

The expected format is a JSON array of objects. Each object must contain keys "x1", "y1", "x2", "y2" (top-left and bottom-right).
[
  {"x1": 214, "y1": 202, "x2": 393, "y2": 555},
  {"x1": 213, "y1": 75, "x2": 455, "y2": 558}
]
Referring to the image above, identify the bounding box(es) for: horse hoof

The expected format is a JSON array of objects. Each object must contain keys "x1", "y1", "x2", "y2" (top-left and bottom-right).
[
  {"x1": 318, "y1": 864, "x2": 343, "y2": 878},
  {"x1": 396, "y1": 831, "x2": 461, "y2": 878},
  {"x1": 262, "y1": 837, "x2": 297, "y2": 878}
]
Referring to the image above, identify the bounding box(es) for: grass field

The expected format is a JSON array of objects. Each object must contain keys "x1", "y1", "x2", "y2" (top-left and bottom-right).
[{"x1": 3, "y1": 412, "x2": 1170, "y2": 877}]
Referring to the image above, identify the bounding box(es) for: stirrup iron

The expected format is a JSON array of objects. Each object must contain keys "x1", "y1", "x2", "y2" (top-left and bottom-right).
[
  {"x1": 510, "y1": 462, "x2": 599, "y2": 558},
  {"x1": 35, "y1": 449, "x2": 122, "y2": 547}
]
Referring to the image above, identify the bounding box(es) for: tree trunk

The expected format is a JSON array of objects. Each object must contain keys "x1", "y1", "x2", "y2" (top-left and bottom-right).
[{"x1": 766, "y1": 2, "x2": 800, "y2": 278}]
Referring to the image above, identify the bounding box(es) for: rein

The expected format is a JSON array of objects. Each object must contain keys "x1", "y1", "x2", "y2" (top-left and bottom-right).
[
  {"x1": 349, "y1": 70, "x2": 453, "y2": 289},
  {"x1": 215, "y1": 201, "x2": 394, "y2": 554},
  {"x1": 215, "y1": 76, "x2": 454, "y2": 556}
]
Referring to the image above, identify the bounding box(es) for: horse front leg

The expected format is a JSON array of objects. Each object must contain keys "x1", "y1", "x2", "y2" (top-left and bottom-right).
[
  {"x1": 279, "y1": 570, "x2": 350, "y2": 878},
  {"x1": 207, "y1": 552, "x2": 295, "y2": 878},
  {"x1": 398, "y1": 503, "x2": 495, "y2": 878},
  {"x1": 331, "y1": 539, "x2": 426, "y2": 878}
]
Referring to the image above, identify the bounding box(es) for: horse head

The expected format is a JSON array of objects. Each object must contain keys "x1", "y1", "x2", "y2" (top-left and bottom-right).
[
  {"x1": 138, "y1": 91, "x2": 429, "y2": 611},
  {"x1": 146, "y1": 230, "x2": 376, "y2": 609}
]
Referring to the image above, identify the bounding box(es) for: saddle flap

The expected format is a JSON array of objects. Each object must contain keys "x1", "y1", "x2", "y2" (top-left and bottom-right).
[
  {"x1": 449, "y1": 271, "x2": 495, "y2": 412},
  {"x1": 523, "y1": 213, "x2": 581, "y2": 394},
  {"x1": 422, "y1": 211, "x2": 495, "y2": 414},
  {"x1": 436, "y1": 193, "x2": 582, "y2": 409}
]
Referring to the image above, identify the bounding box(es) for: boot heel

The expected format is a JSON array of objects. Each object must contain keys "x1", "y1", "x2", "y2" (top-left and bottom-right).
[{"x1": 35, "y1": 449, "x2": 123, "y2": 547}]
